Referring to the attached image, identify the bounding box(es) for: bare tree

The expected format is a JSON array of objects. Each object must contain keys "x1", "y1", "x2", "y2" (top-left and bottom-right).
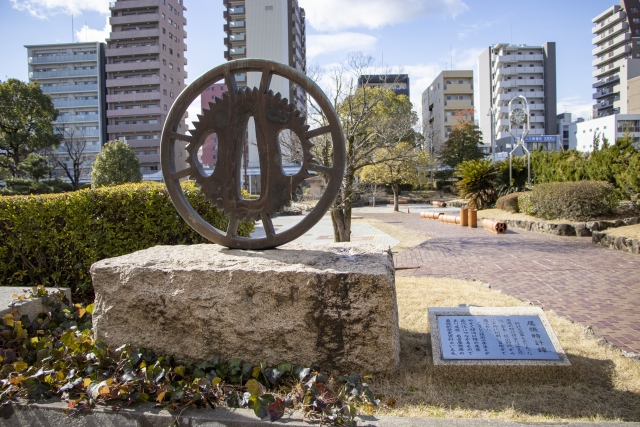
[
  {"x1": 422, "y1": 116, "x2": 441, "y2": 189},
  {"x1": 46, "y1": 119, "x2": 90, "y2": 190},
  {"x1": 307, "y1": 53, "x2": 420, "y2": 242}
]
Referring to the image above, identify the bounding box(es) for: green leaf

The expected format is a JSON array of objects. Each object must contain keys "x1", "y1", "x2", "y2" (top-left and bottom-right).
[
  {"x1": 85, "y1": 303, "x2": 95, "y2": 314},
  {"x1": 245, "y1": 379, "x2": 261, "y2": 397}
]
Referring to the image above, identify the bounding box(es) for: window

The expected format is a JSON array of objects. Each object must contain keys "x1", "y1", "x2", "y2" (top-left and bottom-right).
[
  {"x1": 177, "y1": 67, "x2": 180, "y2": 72},
  {"x1": 162, "y1": 28, "x2": 166, "y2": 34},
  {"x1": 169, "y1": 32, "x2": 172, "y2": 38},
  {"x1": 168, "y1": 18, "x2": 173, "y2": 25},
  {"x1": 163, "y1": 74, "x2": 166, "y2": 80},
  {"x1": 530, "y1": 76, "x2": 534, "y2": 79},
  {"x1": 177, "y1": 53, "x2": 180, "y2": 58},
  {"x1": 164, "y1": 104, "x2": 168, "y2": 111},
  {"x1": 445, "y1": 80, "x2": 452, "y2": 84},
  {"x1": 162, "y1": 44, "x2": 166, "y2": 50},
  {"x1": 163, "y1": 89, "x2": 167, "y2": 95},
  {"x1": 169, "y1": 48, "x2": 173, "y2": 55},
  {"x1": 170, "y1": 92, "x2": 174, "y2": 98},
  {"x1": 634, "y1": 18, "x2": 640, "y2": 23},
  {"x1": 170, "y1": 77, "x2": 174, "y2": 83},
  {"x1": 162, "y1": 13, "x2": 165, "y2": 19},
  {"x1": 632, "y1": 7, "x2": 639, "y2": 13},
  {"x1": 169, "y1": 63, "x2": 173, "y2": 69},
  {"x1": 162, "y1": 59, "x2": 166, "y2": 65},
  {"x1": 530, "y1": 89, "x2": 534, "y2": 91},
  {"x1": 266, "y1": 5, "x2": 273, "y2": 10}
]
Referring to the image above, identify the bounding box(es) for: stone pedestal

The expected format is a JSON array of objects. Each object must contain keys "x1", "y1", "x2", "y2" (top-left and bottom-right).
[{"x1": 90, "y1": 243, "x2": 400, "y2": 374}]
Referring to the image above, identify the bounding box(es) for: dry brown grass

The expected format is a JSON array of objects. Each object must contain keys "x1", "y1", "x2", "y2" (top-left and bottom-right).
[
  {"x1": 602, "y1": 224, "x2": 640, "y2": 240},
  {"x1": 370, "y1": 277, "x2": 640, "y2": 422},
  {"x1": 352, "y1": 217, "x2": 430, "y2": 253}
]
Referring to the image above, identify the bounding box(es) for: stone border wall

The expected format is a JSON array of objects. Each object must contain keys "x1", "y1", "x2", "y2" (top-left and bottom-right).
[
  {"x1": 592, "y1": 232, "x2": 640, "y2": 255},
  {"x1": 490, "y1": 216, "x2": 639, "y2": 238}
]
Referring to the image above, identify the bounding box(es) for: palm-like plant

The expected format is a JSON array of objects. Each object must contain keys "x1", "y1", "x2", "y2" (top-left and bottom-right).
[{"x1": 454, "y1": 158, "x2": 498, "y2": 209}]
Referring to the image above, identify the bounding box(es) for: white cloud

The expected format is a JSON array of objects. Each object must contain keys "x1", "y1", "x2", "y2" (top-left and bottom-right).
[
  {"x1": 558, "y1": 97, "x2": 593, "y2": 121},
  {"x1": 75, "y1": 16, "x2": 111, "y2": 43},
  {"x1": 299, "y1": 0, "x2": 468, "y2": 32},
  {"x1": 307, "y1": 33, "x2": 378, "y2": 60},
  {"x1": 458, "y1": 20, "x2": 497, "y2": 40},
  {"x1": 453, "y1": 47, "x2": 485, "y2": 70},
  {"x1": 10, "y1": 0, "x2": 109, "y2": 19}
]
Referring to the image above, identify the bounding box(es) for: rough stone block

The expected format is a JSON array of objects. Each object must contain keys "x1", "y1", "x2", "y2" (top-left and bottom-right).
[{"x1": 90, "y1": 244, "x2": 400, "y2": 374}]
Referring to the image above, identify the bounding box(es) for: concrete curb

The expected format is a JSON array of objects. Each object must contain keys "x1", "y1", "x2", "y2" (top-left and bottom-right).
[{"x1": 1, "y1": 400, "x2": 639, "y2": 427}]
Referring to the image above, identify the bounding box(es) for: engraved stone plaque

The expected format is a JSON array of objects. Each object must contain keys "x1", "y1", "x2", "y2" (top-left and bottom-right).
[{"x1": 429, "y1": 307, "x2": 570, "y2": 366}]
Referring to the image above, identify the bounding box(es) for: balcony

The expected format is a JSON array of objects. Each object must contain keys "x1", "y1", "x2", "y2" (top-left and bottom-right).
[
  {"x1": 106, "y1": 61, "x2": 160, "y2": 73},
  {"x1": 55, "y1": 114, "x2": 100, "y2": 123},
  {"x1": 593, "y1": 87, "x2": 618, "y2": 99},
  {"x1": 107, "y1": 107, "x2": 162, "y2": 117},
  {"x1": 52, "y1": 98, "x2": 99, "y2": 108},
  {"x1": 107, "y1": 92, "x2": 161, "y2": 103},
  {"x1": 229, "y1": 20, "x2": 245, "y2": 28},
  {"x1": 530, "y1": 115, "x2": 545, "y2": 123},
  {"x1": 592, "y1": 10, "x2": 626, "y2": 34},
  {"x1": 106, "y1": 76, "x2": 160, "y2": 87},
  {"x1": 592, "y1": 44, "x2": 630, "y2": 67},
  {"x1": 592, "y1": 32, "x2": 630, "y2": 55},
  {"x1": 109, "y1": 0, "x2": 158, "y2": 10},
  {"x1": 593, "y1": 74, "x2": 620, "y2": 88},
  {"x1": 443, "y1": 100, "x2": 472, "y2": 109},
  {"x1": 443, "y1": 83, "x2": 473, "y2": 94},
  {"x1": 495, "y1": 92, "x2": 545, "y2": 101},
  {"x1": 230, "y1": 46, "x2": 245, "y2": 55},
  {"x1": 110, "y1": 13, "x2": 159, "y2": 26},
  {"x1": 41, "y1": 84, "x2": 98, "y2": 94},
  {"x1": 30, "y1": 68, "x2": 97, "y2": 79},
  {"x1": 229, "y1": 6, "x2": 244, "y2": 14},
  {"x1": 108, "y1": 29, "x2": 160, "y2": 42},
  {"x1": 593, "y1": 60, "x2": 622, "y2": 78},
  {"x1": 594, "y1": 96, "x2": 620, "y2": 109},
  {"x1": 229, "y1": 33, "x2": 245, "y2": 42},
  {"x1": 29, "y1": 54, "x2": 97, "y2": 64},
  {"x1": 105, "y1": 45, "x2": 160, "y2": 57},
  {"x1": 591, "y1": 21, "x2": 628, "y2": 45},
  {"x1": 495, "y1": 79, "x2": 545, "y2": 88},
  {"x1": 495, "y1": 66, "x2": 544, "y2": 77},
  {"x1": 529, "y1": 103, "x2": 544, "y2": 110},
  {"x1": 107, "y1": 123, "x2": 163, "y2": 133}
]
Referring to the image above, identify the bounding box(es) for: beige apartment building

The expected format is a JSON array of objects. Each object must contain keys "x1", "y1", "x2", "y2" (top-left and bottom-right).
[
  {"x1": 421, "y1": 70, "x2": 474, "y2": 153},
  {"x1": 105, "y1": 0, "x2": 188, "y2": 178}
]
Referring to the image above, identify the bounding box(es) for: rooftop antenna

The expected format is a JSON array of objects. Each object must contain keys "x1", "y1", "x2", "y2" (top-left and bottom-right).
[{"x1": 564, "y1": 104, "x2": 568, "y2": 113}]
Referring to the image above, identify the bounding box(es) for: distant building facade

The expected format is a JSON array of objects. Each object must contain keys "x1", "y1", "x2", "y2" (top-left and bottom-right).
[
  {"x1": 556, "y1": 113, "x2": 581, "y2": 151},
  {"x1": 477, "y1": 43, "x2": 557, "y2": 151},
  {"x1": 105, "y1": 0, "x2": 188, "y2": 179},
  {"x1": 575, "y1": 114, "x2": 640, "y2": 152},
  {"x1": 358, "y1": 74, "x2": 410, "y2": 98},
  {"x1": 199, "y1": 84, "x2": 229, "y2": 168},
  {"x1": 592, "y1": 2, "x2": 640, "y2": 118},
  {"x1": 421, "y1": 70, "x2": 473, "y2": 153},
  {"x1": 25, "y1": 42, "x2": 107, "y2": 182}
]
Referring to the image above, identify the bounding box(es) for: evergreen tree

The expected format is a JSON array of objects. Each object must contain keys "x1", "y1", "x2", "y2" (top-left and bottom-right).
[{"x1": 91, "y1": 140, "x2": 142, "y2": 188}]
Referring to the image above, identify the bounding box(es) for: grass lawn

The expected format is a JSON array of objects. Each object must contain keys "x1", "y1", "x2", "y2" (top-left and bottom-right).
[
  {"x1": 372, "y1": 276, "x2": 640, "y2": 422},
  {"x1": 602, "y1": 224, "x2": 640, "y2": 240}
]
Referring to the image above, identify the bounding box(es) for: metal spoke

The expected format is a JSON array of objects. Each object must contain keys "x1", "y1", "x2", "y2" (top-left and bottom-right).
[
  {"x1": 170, "y1": 132, "x2": 194, "y2": 144},
  {"x1": 224, "y1": 72, "x2": 238, "y2": 94},
  {"x1": 305, "y1": 125, "x2": 331, "y2": 139},
  {"x1": 261, "y1": 213, "x2": 275, "y2": 238},
  {"x1": 307, "y1": 163, "x2": 333, "y2": 175},
  {"x1": 226, "y1": 214, "x2": 239, "y2": 238},
  {"x1": 171, "y1": 167, "x2": 192, "y2": 180},
  {"x1": 260, "y1": 69, "x2": 273, "y2": 95}
]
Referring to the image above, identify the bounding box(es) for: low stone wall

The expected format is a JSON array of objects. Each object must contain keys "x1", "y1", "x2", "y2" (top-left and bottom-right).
[
  {"x1": 592, "y1": 232, "x2": 640, "y2": 255},
  {"x1": 489, "y1": 216, "x2": 640, "y2": 238}
]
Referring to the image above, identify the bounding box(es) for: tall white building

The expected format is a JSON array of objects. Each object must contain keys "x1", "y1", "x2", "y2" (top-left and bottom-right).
[
  {"x1": 223, "y1": 0, "x2": 307, "y2": 193},
  {"x1": 25, "y1": 42, "x2": 107, "y2": 183},
  {"x1": 592, "y1": 2, "x2": 640, "y2": 118},
  {"x1": 477, "y1": 43, "x2": 557, "y2": 153}
]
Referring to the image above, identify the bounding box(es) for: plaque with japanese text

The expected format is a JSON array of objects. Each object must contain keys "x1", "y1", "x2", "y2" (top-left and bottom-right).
[{"x1": 429, "y1": 307, "x2": 570, "y2": 366}]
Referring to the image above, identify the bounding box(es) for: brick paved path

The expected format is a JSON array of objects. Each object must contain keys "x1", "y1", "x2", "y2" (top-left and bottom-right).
[{"x1": 362, "y1": 212, "x2": 640, "y2": 355}]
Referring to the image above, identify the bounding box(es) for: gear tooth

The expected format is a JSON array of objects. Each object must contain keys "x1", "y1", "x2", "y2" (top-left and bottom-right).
[{"x1": 274, "y1": 92, "x2": 281, "y2": 101}]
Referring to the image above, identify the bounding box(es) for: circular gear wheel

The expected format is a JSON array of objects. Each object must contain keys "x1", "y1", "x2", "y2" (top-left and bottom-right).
[{"x1": 185, "y1": 87, "x2": 313, "y2": 222}]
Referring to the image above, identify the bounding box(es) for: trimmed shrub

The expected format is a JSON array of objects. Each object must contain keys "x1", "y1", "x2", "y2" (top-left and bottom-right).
[
  {"x1": 0, "y1": 178, "x2": 73, "y2": 195},
  {"x1": 0, "y1": 182, "x2": 254, "y2": 296},
  {"x1": 518, "y1": 192, "x2": 533, "y2": 215},
  {"x1": 528, "y1": 181, "x2": 619, "y2": 221},
  {"x1": 496, "y1": 192, "x2": 523, "y2": 213}
]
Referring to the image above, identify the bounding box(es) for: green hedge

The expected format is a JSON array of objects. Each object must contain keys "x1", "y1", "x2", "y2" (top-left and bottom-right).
[
  {"x1": 525, "y1": 181, "x2": 619, "y2": 221},
  {"x1": 496, "y1": 192, "x2": 523, "y2": 213},
  {"x1": 0, "y1": 182, "x2": 254, "y2": 296}
]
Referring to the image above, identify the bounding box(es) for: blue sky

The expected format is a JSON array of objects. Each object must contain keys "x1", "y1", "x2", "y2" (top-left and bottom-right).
[{"x1": 1, "y1": 0, "x2": 612, "y2": 123}]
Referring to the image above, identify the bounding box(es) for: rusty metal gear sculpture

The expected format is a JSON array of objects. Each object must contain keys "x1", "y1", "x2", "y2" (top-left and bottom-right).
[{"x1": 160, "y1": 59, "x2": 346, "y2": 249}]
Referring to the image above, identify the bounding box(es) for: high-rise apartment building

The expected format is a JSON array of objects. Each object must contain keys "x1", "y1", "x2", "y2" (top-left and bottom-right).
[
  {"x1": 222, "y1": 0, "x2": 307, "y2": 193},
  {"x1": 105, "y1": 0, "x2": 188, "y2": 178},
  {"x1": 421, "y1": 70, "x2": 473, "y2": 153},
  {"x1": 478, "y1": 43, "x2": 557, "y2": 152},
  {"x1": 223, "y1": 0, "x2": 306, "y2": 114},
  {"x1": 358, "y1": 74, "x2": 410, "y2": 98},
  {"x1": 592, "y1": 2, "x2": 640, "y2": 118},
  {"x1": 25, "y1": 42, "x2": 107, "y2": 182},
  {"x1": 199, "y1": 84, "x2": 228, "y2": 168}
]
